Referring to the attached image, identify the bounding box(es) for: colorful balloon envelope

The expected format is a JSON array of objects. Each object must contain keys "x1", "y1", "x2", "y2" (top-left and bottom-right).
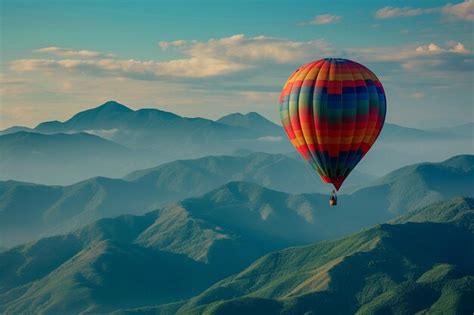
[{"x1": 279, "y1": 58, "x2": 386, "y2": 191}]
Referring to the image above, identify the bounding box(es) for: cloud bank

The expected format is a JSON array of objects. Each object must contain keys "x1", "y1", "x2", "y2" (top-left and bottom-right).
[
  {"x1": 375, "y1": 0, "x2": 474, "y2": 21},
  {"x1": 11, "y1": 35, "x2": 334, "y2": 79}
]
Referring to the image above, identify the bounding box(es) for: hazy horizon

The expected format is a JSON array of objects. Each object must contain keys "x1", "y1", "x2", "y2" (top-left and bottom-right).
[{"x1": 1, "y1": 99, "x2": 473, "y2": 131}]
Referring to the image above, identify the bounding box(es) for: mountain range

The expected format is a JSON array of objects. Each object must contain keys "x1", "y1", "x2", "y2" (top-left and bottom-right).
[
  {"x1": 1, "y1": 100, "x2": 472, "y2": 314},
  {"x1": 0, "y1": 151, "x2": 372, "y2": 247},
  {"x1": 1, "y1": 154, "x2": 472, "y2": 249},
  {"x1": 1, "y1": 195, "x2": 472, "y2": 314},
  {"x1": 0, "y1": 131, "x2": 159, "y2": 184},
  {"x1": 1, "y1": 101, "x2": 472, "y2": 184},
  {"x1": 0, "y1": 101, "x2": 292, "y2": 184},
  {"x1": 0, "y1": 182, "x2": 326, "y2": 314},
  {"x1": 173, "y1": 197, "x2": 474, "y2": 315}
]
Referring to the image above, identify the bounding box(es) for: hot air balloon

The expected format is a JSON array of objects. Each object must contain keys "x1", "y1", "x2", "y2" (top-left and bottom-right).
[{"x1": 279, "y1": 58, "x2": 386, "y2": 205}]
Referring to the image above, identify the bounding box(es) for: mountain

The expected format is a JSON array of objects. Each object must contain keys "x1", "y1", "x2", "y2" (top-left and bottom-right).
[
  {"x1": 174, "y1": 197, "x2": 474, "y2": 315},
  {"x1": 354, "y1": 122, "x2": 474, "y2": 176},
  {"x1": 0, "y1": 131, "x2": 156, "y2": 185},
  {"x1": 1, "y1": 185, "x2": 473, "y2": 313},
  {"x1": 0, "y1": 215, "x2": 218, "y2": 314},
  {"x1": 0, "y1": 151, "x2": 374, "y2": 248},
  {"x1": 217, "y1": 112, "x2": 283, "y2": 137},
  {"x1": 379, "y1": 123, "x2": 449, "y2": 142},
  {"x1": 1, "y1": 154, "x2": 472, "y2": 248},
  {"x1": 0, "y1": 102, "x2": 294, "y2": 184},
  {"x1": 0, "y1": 126, "x2": 34, "y2": 135},
  {"x1": 33, "y1": 101, "x2": 290, "y2": 157},
  {"x1": 364, "y1": 155, "x2": 474, "y2": 213},
  {"x1": 430, "y1": 122, "x2": 474, "y2": 138},
  {"x1": 35, "y1": 101, "x2": 178, "y2": 132},
  {"x1": 0, "y1": 182, "x2": 327, "y2": 314},
  {"x1": 0, "y1": 177, "x2": 160, "y2": 247},
  {"x1": 124, "y1": 151, "x2": 373, "y2": 195},
  {"x1": 1, "y1": 101, "x2": 471, "y2": 181},
  {"x1": 392, "y1": 197, "x2": 474, "y2": 229}
]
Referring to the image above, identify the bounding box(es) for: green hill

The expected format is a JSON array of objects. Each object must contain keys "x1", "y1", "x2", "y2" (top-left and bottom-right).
[
  {"x1": 1, "y1": 155, "x2": 472, "y2": 249},
  {"x1": 0, "y1": 182, "x2": 324, "y2": 313},
  {"x1": 0, "y1": 229, "x2": 215, "y2": 314},
  {"x1": 124, "y1": 151, "x2": 373, "y2": 195},
  {"x1": 359, "y1": 155, "x2": 474, "y2": 214},
  {"x1": 1, "y1": 189, "x2": 473, "y2": 314},
  {"x1": 2, "y1": 151, "x2": 332, "y2": 247},
  {"x1": 174, "y1": 197, "x2": 474, "y2": 315},
  {"x1": 392, "y1": 197, "x2": 474, "y2": 228}
]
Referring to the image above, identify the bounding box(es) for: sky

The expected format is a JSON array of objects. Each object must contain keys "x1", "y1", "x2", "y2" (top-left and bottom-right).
[{"x1": 0, "y1": 0, "x2": 473, "y2": 129}]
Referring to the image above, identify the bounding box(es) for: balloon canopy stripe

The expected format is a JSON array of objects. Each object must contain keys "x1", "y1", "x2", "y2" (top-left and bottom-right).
[{"x1": 279, "y1": 58, "x2": 386, "y2": 191}]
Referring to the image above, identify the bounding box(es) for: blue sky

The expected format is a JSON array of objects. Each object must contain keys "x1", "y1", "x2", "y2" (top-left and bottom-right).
[{"x1": 1, "y1": 0, "x2": 473, "y2": 129}]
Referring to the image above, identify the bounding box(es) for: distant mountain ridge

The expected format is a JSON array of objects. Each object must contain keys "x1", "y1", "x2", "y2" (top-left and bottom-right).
[
  {"x1": 0, "y1": 101, "x2": 294, "y2": 184},
  {"x1": 0, "y1": 131, "x2": 154, "y2": 184},
  {"x1": 217, "y1": 112, "x2": 282, "y2": 136},
  {"x1": 31, "y1": 101, "x2": 285, "y2": 150},
  {"x1": 2, "y1": 101, "x2": 466, "y2": 142},
  {"x1": 35, "y1": 101, "x2": 181, "y2": 132},
  {"x1": 1, "y1": 101, "x2": 472, "y2": 183}
]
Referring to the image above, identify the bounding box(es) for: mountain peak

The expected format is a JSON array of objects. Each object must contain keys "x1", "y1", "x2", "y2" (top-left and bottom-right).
[
  {"x1": 95, "y1": 101, "x2": 133, "y2": 112},
  {"x1": 217, "y1": 112, "x2": 281, "y2": 135},
  {"x1": 218, "y1": 112, "x2": 269, "y2": 122},
  {"x1": 442, "y1": 154, "x2": 474, "y2": 166},
  {"x1": 196, "y1": 181, "x2": 282, "y2": 206}
]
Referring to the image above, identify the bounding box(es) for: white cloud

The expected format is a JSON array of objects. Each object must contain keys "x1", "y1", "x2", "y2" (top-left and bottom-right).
[
  {"x1": 10, "y1": 57, "x2": 248, "y2": 78},
  {"x1": 442, "y1": 0, "x2": 474, "y2": 21},
  {"x1": 10, "y1": 37, "x2": 472, "y2": 83},
  {"x1": 347, "y1": 41, "x2": 472, "y2": 74},
  {"x1": 450, "y1": 42, "x2": 469, "y2": 53},
  {"x1": 11, "y1": 35, "x2": 334, "y2": 79},
  {"x1": 414, "y1": 42, "x2": 468, "y2": 55},
  {"x1": 375, "y1": 1, "x2": 474, "y2": 21},
  {"x1": 350, "y1": 41, "x2": 470, "y2": 60},
  {"x1": 415, "y1": 43, "x2": 443, "y2": 54},
  {"x1": 375, "y1": 6, "x2": 437, "y2": 19},
  {"x1": 35, "y1": 46, "x2": 114, "y2": 58},
  {"x1": 302, "y1": 14, "x2": 342, "y2": 25},
  {"x1": 159, "y1": 34, "x2": 333, "y2": 64}
]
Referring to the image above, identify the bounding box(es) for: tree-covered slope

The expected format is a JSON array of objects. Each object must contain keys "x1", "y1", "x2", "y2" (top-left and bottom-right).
[
  {"x1": 2, "y1": 191, "x2": 473, "y2": 314},
  {"x1": 359, "y1": 154, "x2": 474, "y2": 214},
  {"x1": 0, "y1": 218, "x2": 215, "y2": 314},
  {"x1": 0, "y1": 182, "x2": 325, "y2": 314},
  {"x1": 175, "y1": 197, "x2": 474, "y2": 315}
]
